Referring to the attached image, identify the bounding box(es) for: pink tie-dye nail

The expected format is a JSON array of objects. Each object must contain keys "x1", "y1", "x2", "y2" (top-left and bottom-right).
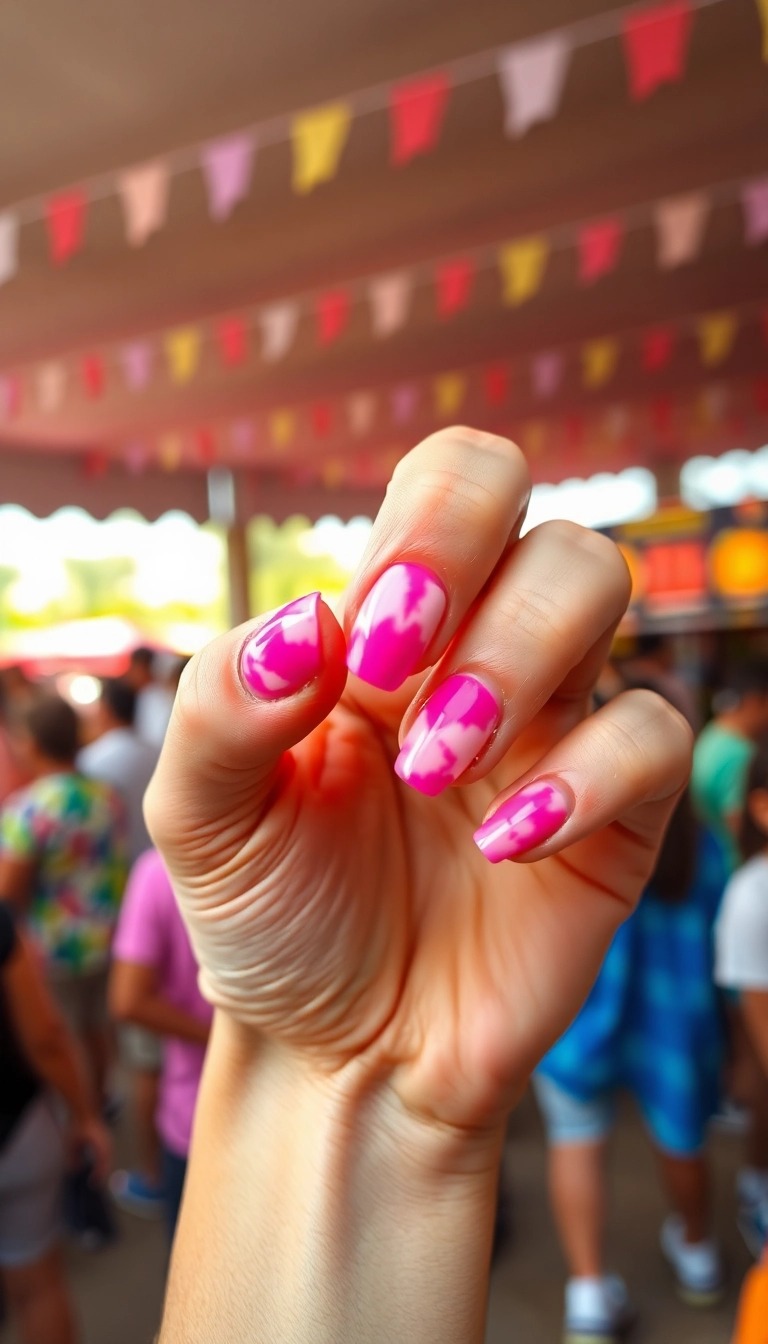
[
  {"x1": 241, "y1": 592, "x2": 322, "y2": 700},
  {"x1": 473, "y1": 780, "x2": 571, "y2": 863},
  {"x1": 395, "y1": 674, "x2": 499, "y2": 796},
  {"x1": 346, "y1": 563, "x2": 446, "y2": 692}
]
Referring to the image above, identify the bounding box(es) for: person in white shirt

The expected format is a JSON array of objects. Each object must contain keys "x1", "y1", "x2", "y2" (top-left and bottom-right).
[
  {"x1": 126, "y1": 648, "x2": 175, "y2": 750},
  {"x1": 715, "y1": 736, "x2": 768, "y2": 1256},
  {"x1": 77, "y1": 679, "x2": 158, "y2": 867}
]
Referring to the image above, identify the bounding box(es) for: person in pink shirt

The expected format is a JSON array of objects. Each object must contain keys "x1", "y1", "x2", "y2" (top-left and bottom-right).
[{"x1": 108, "y1": 850, "x2": 211, "y2": 1239}]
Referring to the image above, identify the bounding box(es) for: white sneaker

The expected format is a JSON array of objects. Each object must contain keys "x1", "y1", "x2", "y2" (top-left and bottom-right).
[
  {"x1": 660, "y1": 1214, "x2": 724, "y2": 1306},
  {"x1": 564, "y1": 1275, "x2": 635, "y2": 1344}
]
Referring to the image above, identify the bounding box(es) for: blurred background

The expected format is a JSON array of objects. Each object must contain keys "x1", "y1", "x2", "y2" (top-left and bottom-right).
[{"x1": 2, "y1": 1, "x2": 768, "y2": 1341}]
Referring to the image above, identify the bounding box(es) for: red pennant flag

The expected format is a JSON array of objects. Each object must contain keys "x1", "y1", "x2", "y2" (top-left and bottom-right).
[
  {"x1": 47, "y1": 189, "x2": 87, "y2": 265},
  {"x1": 652, "y1": 396, "x2": 674, "y2": 436},
  {"x1": 622, "y1": 1, "x2": 693, "y2": 102},
  {"x1": 82, "y1": 354, "x2": 104, "y2": 398},
  {"x1": 317, "y1": 290, "x2": 350, "y2": 345},
  {"x1": 484, "y1": 364, "x2": 510, "y2": 406},
  {"x1": 83, "y1": 450, "x2": 108, "y2": 479},
  {"x1": 435, "y1": 257, "x2": 475, "y2": 318},
  {"x1": 196, "y1": 429, "x2": 217, "y2": 465},
  {"x1": 578, "y1": 218, "x2": 624, "y2": 283},
  {"x1": 754, "y1": 376, "x2": 768, "y2": 415},
  {"x1": 565, "y1": 412, "x2": 584, "y2": 449},
  {"x1": 761, "y1": 308, "x2": 768, "y2": 346},
  {"x1": 312, "y1": 402, "x2": 333, "y2": 437},
  {"x1": 217, "y1": 316, "x2": 248, "y2": 367},
  {"x1": 390, "y1": 73, "x2": 451, "y2": 166},
  {"x1": 642, "y1": 327, "x2": 674, "y2": 371}
]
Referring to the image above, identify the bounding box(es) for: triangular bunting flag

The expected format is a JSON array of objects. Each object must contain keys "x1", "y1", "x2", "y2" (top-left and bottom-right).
[
  {"x1": 697, "y1": 312, "x2": 737, "y2": 366},
  {"x1": 604, "y1": 404, "x2": 630, "y2": 442},
  {"x1": 47, "y1": 190, "x2": 87, "y2": 265},
  {"x1": 483, "y1": 364, "x2": 510, "y2": 406},
  {"x1": 217, "y1": 316, "x2": 248, "y2": 366},
  {"x1": 392, "y1": 383, "x2": 418, "y2": 423},
  {"x1": 159, "y1": 433, "x2": 183, "y2": 472},
  {"x1": 434, "y1": 372, "x2": 466, "y2": 417},
  {"x1": 0, "y1": 213, "x2": 19, "y2": 287},
  {"x1": 578, "y1": 218, "x2": 623, "y2": 283},
  {"x1": 622, "y1": 0, "x2": 694, "y2": 101},
  {"x1": 270, "y1": 409, "x2": 295, "y2": 448},
  {"x1": 582, "y1": 338, "x2": 619, "y2": 388},
  {"x1": 117, "y1": 161, "x2": 170, "y2": 246},
  {"x1": 0, "y1": 374, "x2": 21, "y2": 421},
  {"x1": 120, "y1": 341, "x2": 153, "y2": 390},
  {"x1": 531, "y1": 350, "x2": 563, "y2": 398},
  {"x1": 642, "y1": 327, "x2": 675, "y2": 371},
  {"x1": 196, "y1": 429, "x2": 217, "y2": 467},
  {"x1": 312, "y1": 403, "x2": 333, "y2": 437},
  {"x1": 37, "y1": 362, "x2": 67, "y2": 413},
  {"x1": 322, "y1": 458, "x2": 345, "y2": 488},
  {"x1": 347, "y1": 391, "x2": 376, "y2": 435},
  {"x1": 230, "y1": 420, "x2": 255, "y2": 457},
  {"x1": 742, "y1": 178, "x2": 768, "y2": 245},
  {"x1": 259, "y1": 302, "x2": 299, "y2": 361},
  {"x1": 496, "y1": 33, "x2": 571, "y2": 137},
  {"x1": 435, "y1": 257, "x2": 475, "y2": 318},
  {"x1": 201, "y1": 132, "x2": 257, "y2": 221},
  {"x1": 390, "y1": 73, "x2": 451, "y2": 166},
  {"x1": 654, "y1": 192, "x2": 709, "y2": 268},
  {"x1": 165, "y1": 327, "x2": 202, "y2": 383},
  {"x1": 498, "y1": 236, "x2": 549, "y2": 305},
  {"x1": 758, "y1": 0, "x2": 768, "y2": 61},
  {"x1": 698, "y1": 382, "x2": 729, "y2": 426},
  {"x1": 291, "y1": 102, "x2": 351, "y2": 194},
  {"x1": 82, "y1": 354, "x2": 105, "y2": 399},
  {"x1": 124, "y1": 442, "x2": 148, "y2": 475},
  {"x1": 317, "y1": 290, "x2": 350, "y2": 345},
  {"x1": 368, "y1": 271, "x2": 413, "y2": 337}
]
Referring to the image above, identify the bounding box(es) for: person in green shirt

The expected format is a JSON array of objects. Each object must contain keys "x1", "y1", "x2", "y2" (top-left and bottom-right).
[{"x1": 692, "y1": 664, "x2": 768, "y2": 875}]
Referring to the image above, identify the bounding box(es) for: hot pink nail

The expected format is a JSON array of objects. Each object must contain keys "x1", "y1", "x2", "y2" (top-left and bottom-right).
[
  {"x1": 241, "y1": 593, "x2": 322, "y2": 700},
  {"x1": 473, "y1": 781, "x2": 571, "y2": 863},
  {"x1": 395, "y1": 675, "x2": 499, "y2": 796},
  {"x1": 346, "y1": 563, "x2": 446, "y2": 692}
]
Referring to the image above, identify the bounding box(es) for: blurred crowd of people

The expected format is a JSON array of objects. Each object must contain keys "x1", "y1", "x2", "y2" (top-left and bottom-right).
[{"x1": 1, "y1": 640, "x2": 768, "y2": 1343}]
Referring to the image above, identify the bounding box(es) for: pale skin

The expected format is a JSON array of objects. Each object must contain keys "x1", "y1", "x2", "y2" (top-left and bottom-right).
[{"x1": 145, "y1": 429, "x2": 693, "y2": 1344}]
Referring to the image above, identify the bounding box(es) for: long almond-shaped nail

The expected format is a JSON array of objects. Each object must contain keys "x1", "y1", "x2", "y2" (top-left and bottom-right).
[
  {"x1": 346, "y1": 563, "x2": 446, "y2": 692},
  {"x1": 395, "y1": 675, "x2": 500, "y2": 796},
  {"x1": 473, "y1": 781, "x2": 571, "y2": 863},
  {"x1": 241, "y1": 593, "x2": 321, "y2": 700}
]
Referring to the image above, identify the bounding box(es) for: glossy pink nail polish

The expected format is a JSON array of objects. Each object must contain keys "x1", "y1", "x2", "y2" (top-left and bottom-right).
[
  {"x1": 395, "y1": 675, "x2": 499, "y2": 796},
  {"x1": 473, "y1": 780, "x2": 571, "y2": 863},
  {"x1": 241, "y1": 592, "x2": 322, "y2": 700},
  {"x1": 346, "y1": 563, "x2": 447, "y2": 692}
]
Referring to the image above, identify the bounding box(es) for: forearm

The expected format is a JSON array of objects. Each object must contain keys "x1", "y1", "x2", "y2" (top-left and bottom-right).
[
  {"x1": 121, "y1": 995, "x2": 209, "y2": 1045},
  {"x1": 160, "y1": 1014, "x2": 504, "y2": 1344},
  {"x1": 33, "y1": 1030, "x2": 94, "y2": 1123}
]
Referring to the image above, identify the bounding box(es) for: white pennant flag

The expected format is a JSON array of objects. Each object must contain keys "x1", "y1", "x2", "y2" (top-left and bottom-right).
[
  {"x1": 654, "y1": 192, "x2": 710, "y2": 269},
  {"x1": 117, "y1": 160, "x2": 170, "y2": 247},
  {"x1": 497, "y1": 33, "x2": 572, "y2": 138},
  {"x1": 0, "y1": 212, "x2": 19, "y2": 287},
  {"x1": 347, "y1": 391, "x2": 376, "y2": 436},
  {"x1": 259, "y1": 302, "x2": 300, "y2": 362},
  {"x1": 37, "y1": 362, "x2": 67, "y2": 414},
  {"x1": 368, "y1": 272, "x2": 413, "y2": 338}
]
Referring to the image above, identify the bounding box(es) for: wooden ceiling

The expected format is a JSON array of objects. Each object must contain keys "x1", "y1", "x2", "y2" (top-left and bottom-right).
[{"x1": 1, "y1": 0, "x2": 768, "y2": 508}]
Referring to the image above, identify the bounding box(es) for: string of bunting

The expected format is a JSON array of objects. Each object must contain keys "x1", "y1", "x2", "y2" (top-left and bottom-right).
[
  {"x1": 0, "y1": 0, "x2": 748, "y2": 286},
  {"x1": 2, "y1": 167, "x2": 768, "y2": 419}
]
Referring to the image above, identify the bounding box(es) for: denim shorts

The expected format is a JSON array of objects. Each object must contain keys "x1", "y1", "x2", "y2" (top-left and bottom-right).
[
  {"x1": 533, "y1": 1073, "x2": 616, "y2": 1147},
  {"x1": 0, "y1": 1094, "x2": 65, "y2": 1267}
]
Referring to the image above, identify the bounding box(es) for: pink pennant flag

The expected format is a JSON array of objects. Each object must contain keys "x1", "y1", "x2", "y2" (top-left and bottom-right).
[
  {"x1": 120, "y1": 341, "x2": 154, "y2": 390},
  {"x1": 230, "y1": 419, "x2": 255, "y2": 458},
  {"x1": 317, "y1": 289, "x2": 350, "y2": 345},
  {"x1": 496, "y1": 33, "x2": 571, "y2": 138},
  {"x1": 259, "y1": 302, "x2": 299, "y2": 362},
  {"x1": 578, "y1": 218, "x2": 623, "y2": 283},
  {"x1": 368, "y1": 271, "x2": 413, "y2": 337},
  {"x1": 622, "y1": 1, "x2": 693, "y2": 102},
  {"x1": 390, "y1": 73, "x2": 451, "y2": 166},
  {"x1": 0, "y1": 213, "x2": 19, "y2": 287},
  {"x1": 531, "y1": 350, "x2": 563, "y2": 398},
  {"x1": 117, "y1": 161, "x2": 169, "y2": 246},
  {"x1": 347, "y1": 391, "x2": 376, "y2": 436},
  {"x1": 435, "y1": 257, "x2": 475, "y2": 318},
  {"x1": 124, "y1": 441, "x2": 149, "y2": 475},
  {"x1": 0, "y1": 374, "x2": 21, "y2": 420},
  {"x1": 654, "y1": 192, "x2": 709, "y2": 268},
  {"x1": 37, "y1": 361, "x2": 67, "y2": 413},
  {"x1": 216, "y1": 316, "x2": 248, "y2": 366},
  {"x1": 742, "y1": 178, "x2": 768, "y2": 245},
  {"x1": 82, "y1": 354, "x2": 105, "y2": 399},
  {"x1": 200, "y1": 132, "x2": 256, "y2": 221},
  {"x1": 391, "y1": 383, "x2": 418, "y2": 423},
  {"x1": 47, "y1": 190, "x2": 87, "y2": 265}
]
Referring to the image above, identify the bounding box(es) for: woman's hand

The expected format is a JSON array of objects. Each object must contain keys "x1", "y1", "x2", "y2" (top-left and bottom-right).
[
  {"x1": 70, "y1": 1115, "x2": 112, "y2": 1184},
  {"x1": 146, "y1": 428, "x2": 691, "y2": 1131}
]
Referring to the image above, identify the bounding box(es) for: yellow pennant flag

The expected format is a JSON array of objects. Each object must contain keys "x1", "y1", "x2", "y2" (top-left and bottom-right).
[
  {"x1": 158, "y1": 433, "x2": 182, "y2": 472},
  {"x1": 757, "y1": 0, "x2": 768, "y2": 60},
  {"x1": 292, "y1": 102, "x2": 352, "y2": 194},
  {"x1": 165, "y1": 328, "x2": 201, "y2": 384},
  {"x1": 582, "y1": 338, "x2": 619, "y2": 389},
  {"x1": 270, "y1": 409, "x2": 295, "y2": 448},
  {"x1": 697, "y1": 312, "x2": 737, "y2": 367},
  {"x1": 498, "y1": 236, "x2": 549, "y2": 306},
  {"x1": 322, "y1": 458, "x2": 345, "y2": 488},
  {"x1": 434, "y1": 372, "x2": 466, "y2": 418},
  {"x1": 523, "y1": 419, "x2": 547, "y2": 458}
]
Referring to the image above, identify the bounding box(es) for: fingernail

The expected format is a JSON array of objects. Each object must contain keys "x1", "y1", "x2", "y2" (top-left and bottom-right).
[
  {"x1": 346, "y1": 563, "x2": 447, "y2": 692},
  {"x1": 241, "y1": 593, "x2": 322, "y2": 700},
  {"x1": 395, "y1": 675, "x2": 500, "y2": 796},
  {"x1": 473, "y1": 780, "x2": 571, "y2": 863}
]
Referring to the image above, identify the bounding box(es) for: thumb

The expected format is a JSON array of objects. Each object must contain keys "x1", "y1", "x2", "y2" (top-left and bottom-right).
[{"x1": 145, "y1": 593, "x2": 347, "y2": 869}]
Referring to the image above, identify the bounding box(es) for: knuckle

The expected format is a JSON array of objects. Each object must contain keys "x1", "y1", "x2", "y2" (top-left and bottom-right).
[{"x1": 619, "y1": 689, "x2": 694, "y2": 766}]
